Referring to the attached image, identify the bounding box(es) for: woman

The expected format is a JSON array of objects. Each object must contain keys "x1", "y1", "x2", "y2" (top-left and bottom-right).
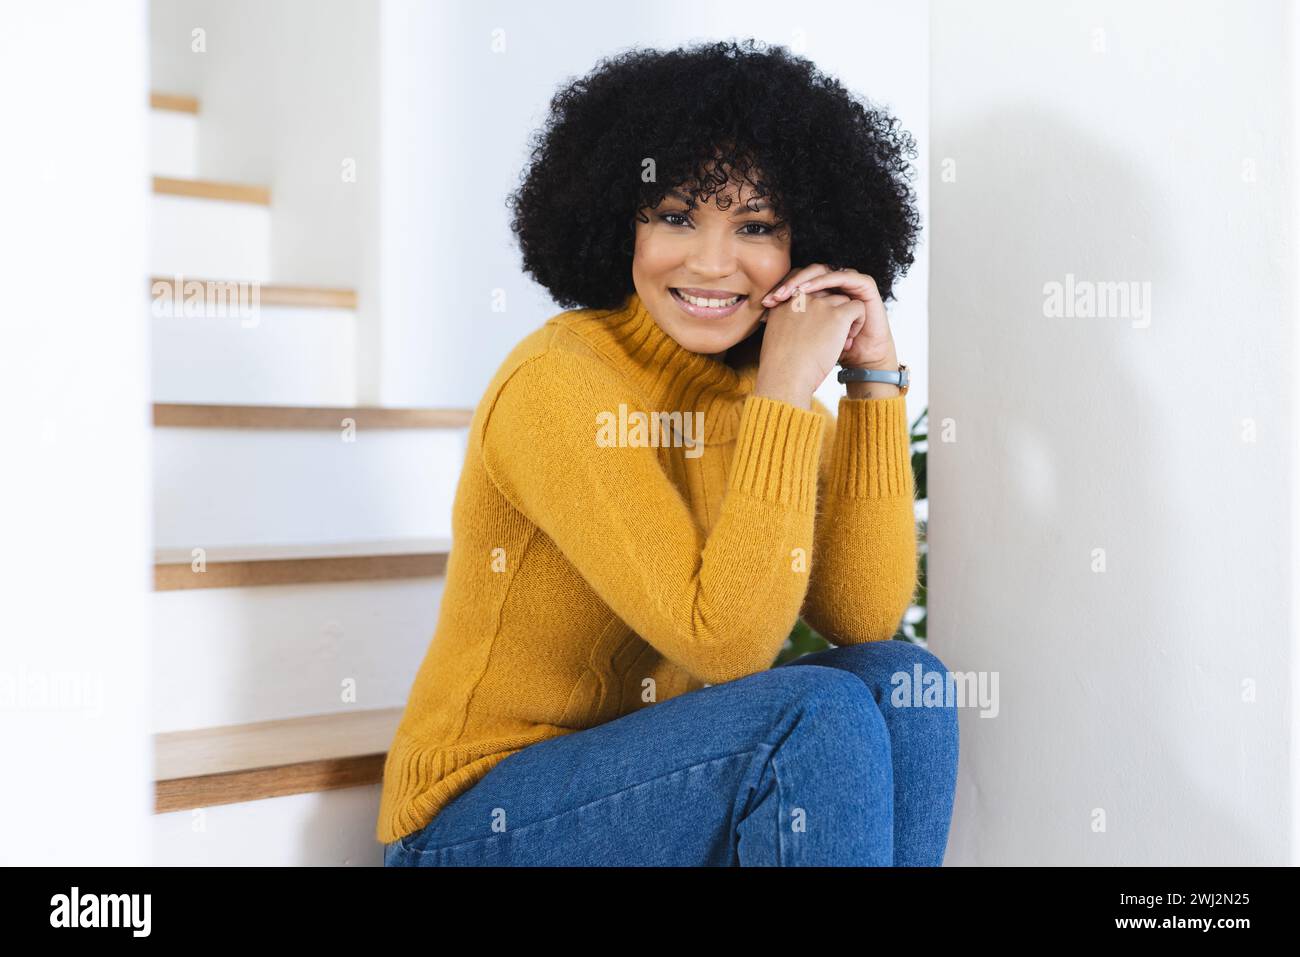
[{"x1": 379, "y1": 38, "x2": 957, "y2": 866}]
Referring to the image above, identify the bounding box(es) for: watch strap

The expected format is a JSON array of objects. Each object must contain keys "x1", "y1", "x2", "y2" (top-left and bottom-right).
[{"x1": 837, "y1": 363, "x2": 909, "y2": 393}]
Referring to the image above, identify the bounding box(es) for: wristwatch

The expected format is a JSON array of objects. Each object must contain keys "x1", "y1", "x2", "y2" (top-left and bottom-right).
[{"x1": 837, "y1": 362, "x2": 909, "y2": 395}]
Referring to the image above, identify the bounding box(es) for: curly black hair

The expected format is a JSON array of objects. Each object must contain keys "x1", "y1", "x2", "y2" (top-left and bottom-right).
[{"x1": 506, "y1": 38, "x2": 921, "y2": 311}]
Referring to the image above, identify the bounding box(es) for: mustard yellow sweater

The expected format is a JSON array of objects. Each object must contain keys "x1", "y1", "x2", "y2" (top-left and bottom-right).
[{"x1": 376, "y1": 290, "x2": 918, "y2": 844}]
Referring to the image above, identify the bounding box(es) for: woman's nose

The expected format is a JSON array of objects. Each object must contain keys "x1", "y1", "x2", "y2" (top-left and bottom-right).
[{"x1": 683, "y1": 226, "x2": 739, "y2": 276}]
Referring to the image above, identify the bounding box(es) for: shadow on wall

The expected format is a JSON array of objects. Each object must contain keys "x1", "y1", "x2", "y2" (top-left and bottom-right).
[{"x1": 935, "y1": 100, "x2": 1278, "y2": 865}]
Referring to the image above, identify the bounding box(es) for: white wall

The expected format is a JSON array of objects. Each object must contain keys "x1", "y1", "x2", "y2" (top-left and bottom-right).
[
  {"x1": 930, "y1": 0, "x2": 1297, "y2": 864},
  {"x1": 0, "y1": 1, "x2": 152, "y2": 865},
  {"x1": 150, "y1": 0, "x2": 379, "y2": 290}
]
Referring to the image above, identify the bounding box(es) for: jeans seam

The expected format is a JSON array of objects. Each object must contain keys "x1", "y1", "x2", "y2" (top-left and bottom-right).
[
  {"x1": 773, "y1": 749, "x2": 786, "y2": 866},
  {"x1": 402, "y1": 747, "x2": 761, "y2": 856}
]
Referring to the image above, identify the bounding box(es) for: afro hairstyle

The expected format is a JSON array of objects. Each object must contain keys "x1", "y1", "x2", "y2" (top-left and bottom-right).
[{"x1": 506, "y1": 38, "x2": 921, "y2": 311}]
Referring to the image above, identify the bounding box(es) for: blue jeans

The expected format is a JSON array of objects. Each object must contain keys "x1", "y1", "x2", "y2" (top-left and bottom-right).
[{"x1": 383, "y1": 640, "x2": 959, "y2": 866}]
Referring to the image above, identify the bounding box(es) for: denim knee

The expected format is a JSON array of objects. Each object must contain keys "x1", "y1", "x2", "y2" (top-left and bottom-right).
[
  {"x1": 768, "y1": 659, "x2": 863, "y2": 697},
  {"x1": 818, "y1": 642, "x2": 958, "y2": 717},
  {"x1": 767, "y1": 664, "x2": 887, "y2": 740},
  {"x1": 870, "y1": 644, "x2": 961, "y2": 735},
  {"x1": 850, "y1": 641, "x2": 949, "y2": 683}
]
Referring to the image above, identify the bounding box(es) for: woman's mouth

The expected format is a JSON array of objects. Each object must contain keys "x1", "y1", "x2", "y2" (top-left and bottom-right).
[{"x1": 669, "y1": 287, "x2": 748, "y2": 318}]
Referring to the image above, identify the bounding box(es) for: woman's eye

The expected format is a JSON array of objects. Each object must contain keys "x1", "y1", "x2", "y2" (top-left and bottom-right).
[{"x1": 658, "y1": 213, "x2": 776, "y2": 235}]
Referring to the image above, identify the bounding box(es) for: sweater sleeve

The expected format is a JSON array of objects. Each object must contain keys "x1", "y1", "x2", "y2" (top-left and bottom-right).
[
  {"x1": 801, "y1": 393, "x2": 919, "y2": 644},
  {"x1": 480, "y1": 350, "x2": 825, "y2": 686}
]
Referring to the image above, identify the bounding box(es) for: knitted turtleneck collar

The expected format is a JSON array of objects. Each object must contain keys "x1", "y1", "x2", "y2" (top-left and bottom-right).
[{"x1": 557, "y1": 289, "x2": 762, "y2": 442}]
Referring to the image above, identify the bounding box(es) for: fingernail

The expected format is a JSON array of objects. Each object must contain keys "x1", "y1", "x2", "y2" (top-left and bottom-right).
[{"x1": 775, "y1": 285, "x2": 786, "y2": 296}]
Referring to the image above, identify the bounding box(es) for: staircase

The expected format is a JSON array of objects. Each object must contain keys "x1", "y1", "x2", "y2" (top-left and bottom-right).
[{"x1": 148, "y1": 91, "x2": 466, "y2": 865}]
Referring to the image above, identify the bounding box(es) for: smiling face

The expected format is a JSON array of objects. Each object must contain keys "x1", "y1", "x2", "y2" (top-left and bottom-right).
[{"x1": 631, "y1": 174, "x2": 791, "y2": 358}]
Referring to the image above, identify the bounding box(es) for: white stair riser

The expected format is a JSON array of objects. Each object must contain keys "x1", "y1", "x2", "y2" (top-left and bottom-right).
[
  {"x1": 153, "y1": 785, "x2": 384, "y2": 865},
  {"x1": 150, "y1": 110, "x2": 198, "y2": 179},
  {"x1": 151, "y1": 304, "x2": 357, "y2": 406},
  {"x1": 152, "y1": 428, "x2": 463, "y2": 548},
  {"x1": 153, "y1": 577, "x2": 443, "y2": 732},
  {"x1": 150, "y1": 194, "x2": 272, "y2": 281}
]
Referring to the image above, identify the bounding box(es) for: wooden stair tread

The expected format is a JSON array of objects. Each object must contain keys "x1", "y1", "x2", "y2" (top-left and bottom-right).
[
  {"x1": 155, "y1": 537, "x2": 451, "y2": 564},
  {"x1": 154, "y1": 707, "x2": 404, "y2": 813},
  {"x1": 150, "y1": 91, "x2": 199, "y2": 113},
  {"x1": 154, "y1": 537, "x2": 452, "y2": 590},
  {"x1": 152, "y1": 402, "x2": 473, "y2": 429},
  {"x1": 153, "y1": 175, "x2": 270, "y2": 206},
  {"x1": 150, "y1": 275, "x2": 357, "y2": 309}
]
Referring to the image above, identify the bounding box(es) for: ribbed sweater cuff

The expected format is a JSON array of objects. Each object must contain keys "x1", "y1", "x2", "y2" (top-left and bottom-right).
[
  {"x1": 829, "y1": 394, "x2": 914, "y2": 497},
  {"x1": 728, "y1": 394, "x2": 825, "y2": 511}
]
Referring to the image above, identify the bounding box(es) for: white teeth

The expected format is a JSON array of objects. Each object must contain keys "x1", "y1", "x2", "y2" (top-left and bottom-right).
[{"x1": 676, "y1": 290, "x2": 742, "y2": 308}]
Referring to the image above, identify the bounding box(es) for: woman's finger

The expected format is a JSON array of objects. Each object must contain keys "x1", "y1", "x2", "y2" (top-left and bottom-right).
[
  {"x1": 760, "y1": 269, "x2": 801, "y2": 304},
  {"x1": 794, "y1": 269, "x2": 879, "y2": 304},
  {"x1": 846, "y1": 312, "x2": 865, "y2": 340},
  {"x1": 761, "y1": 263, "x2": 835, "y2": 304}
]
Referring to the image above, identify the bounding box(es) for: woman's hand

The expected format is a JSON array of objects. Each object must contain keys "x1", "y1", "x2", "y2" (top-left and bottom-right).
[
  {"x1": 761, "y1": 264, "x2": 899, "y2": 371},
  {"x1": 752, "y1": 286, "x2": 863, "y2": 410}
]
